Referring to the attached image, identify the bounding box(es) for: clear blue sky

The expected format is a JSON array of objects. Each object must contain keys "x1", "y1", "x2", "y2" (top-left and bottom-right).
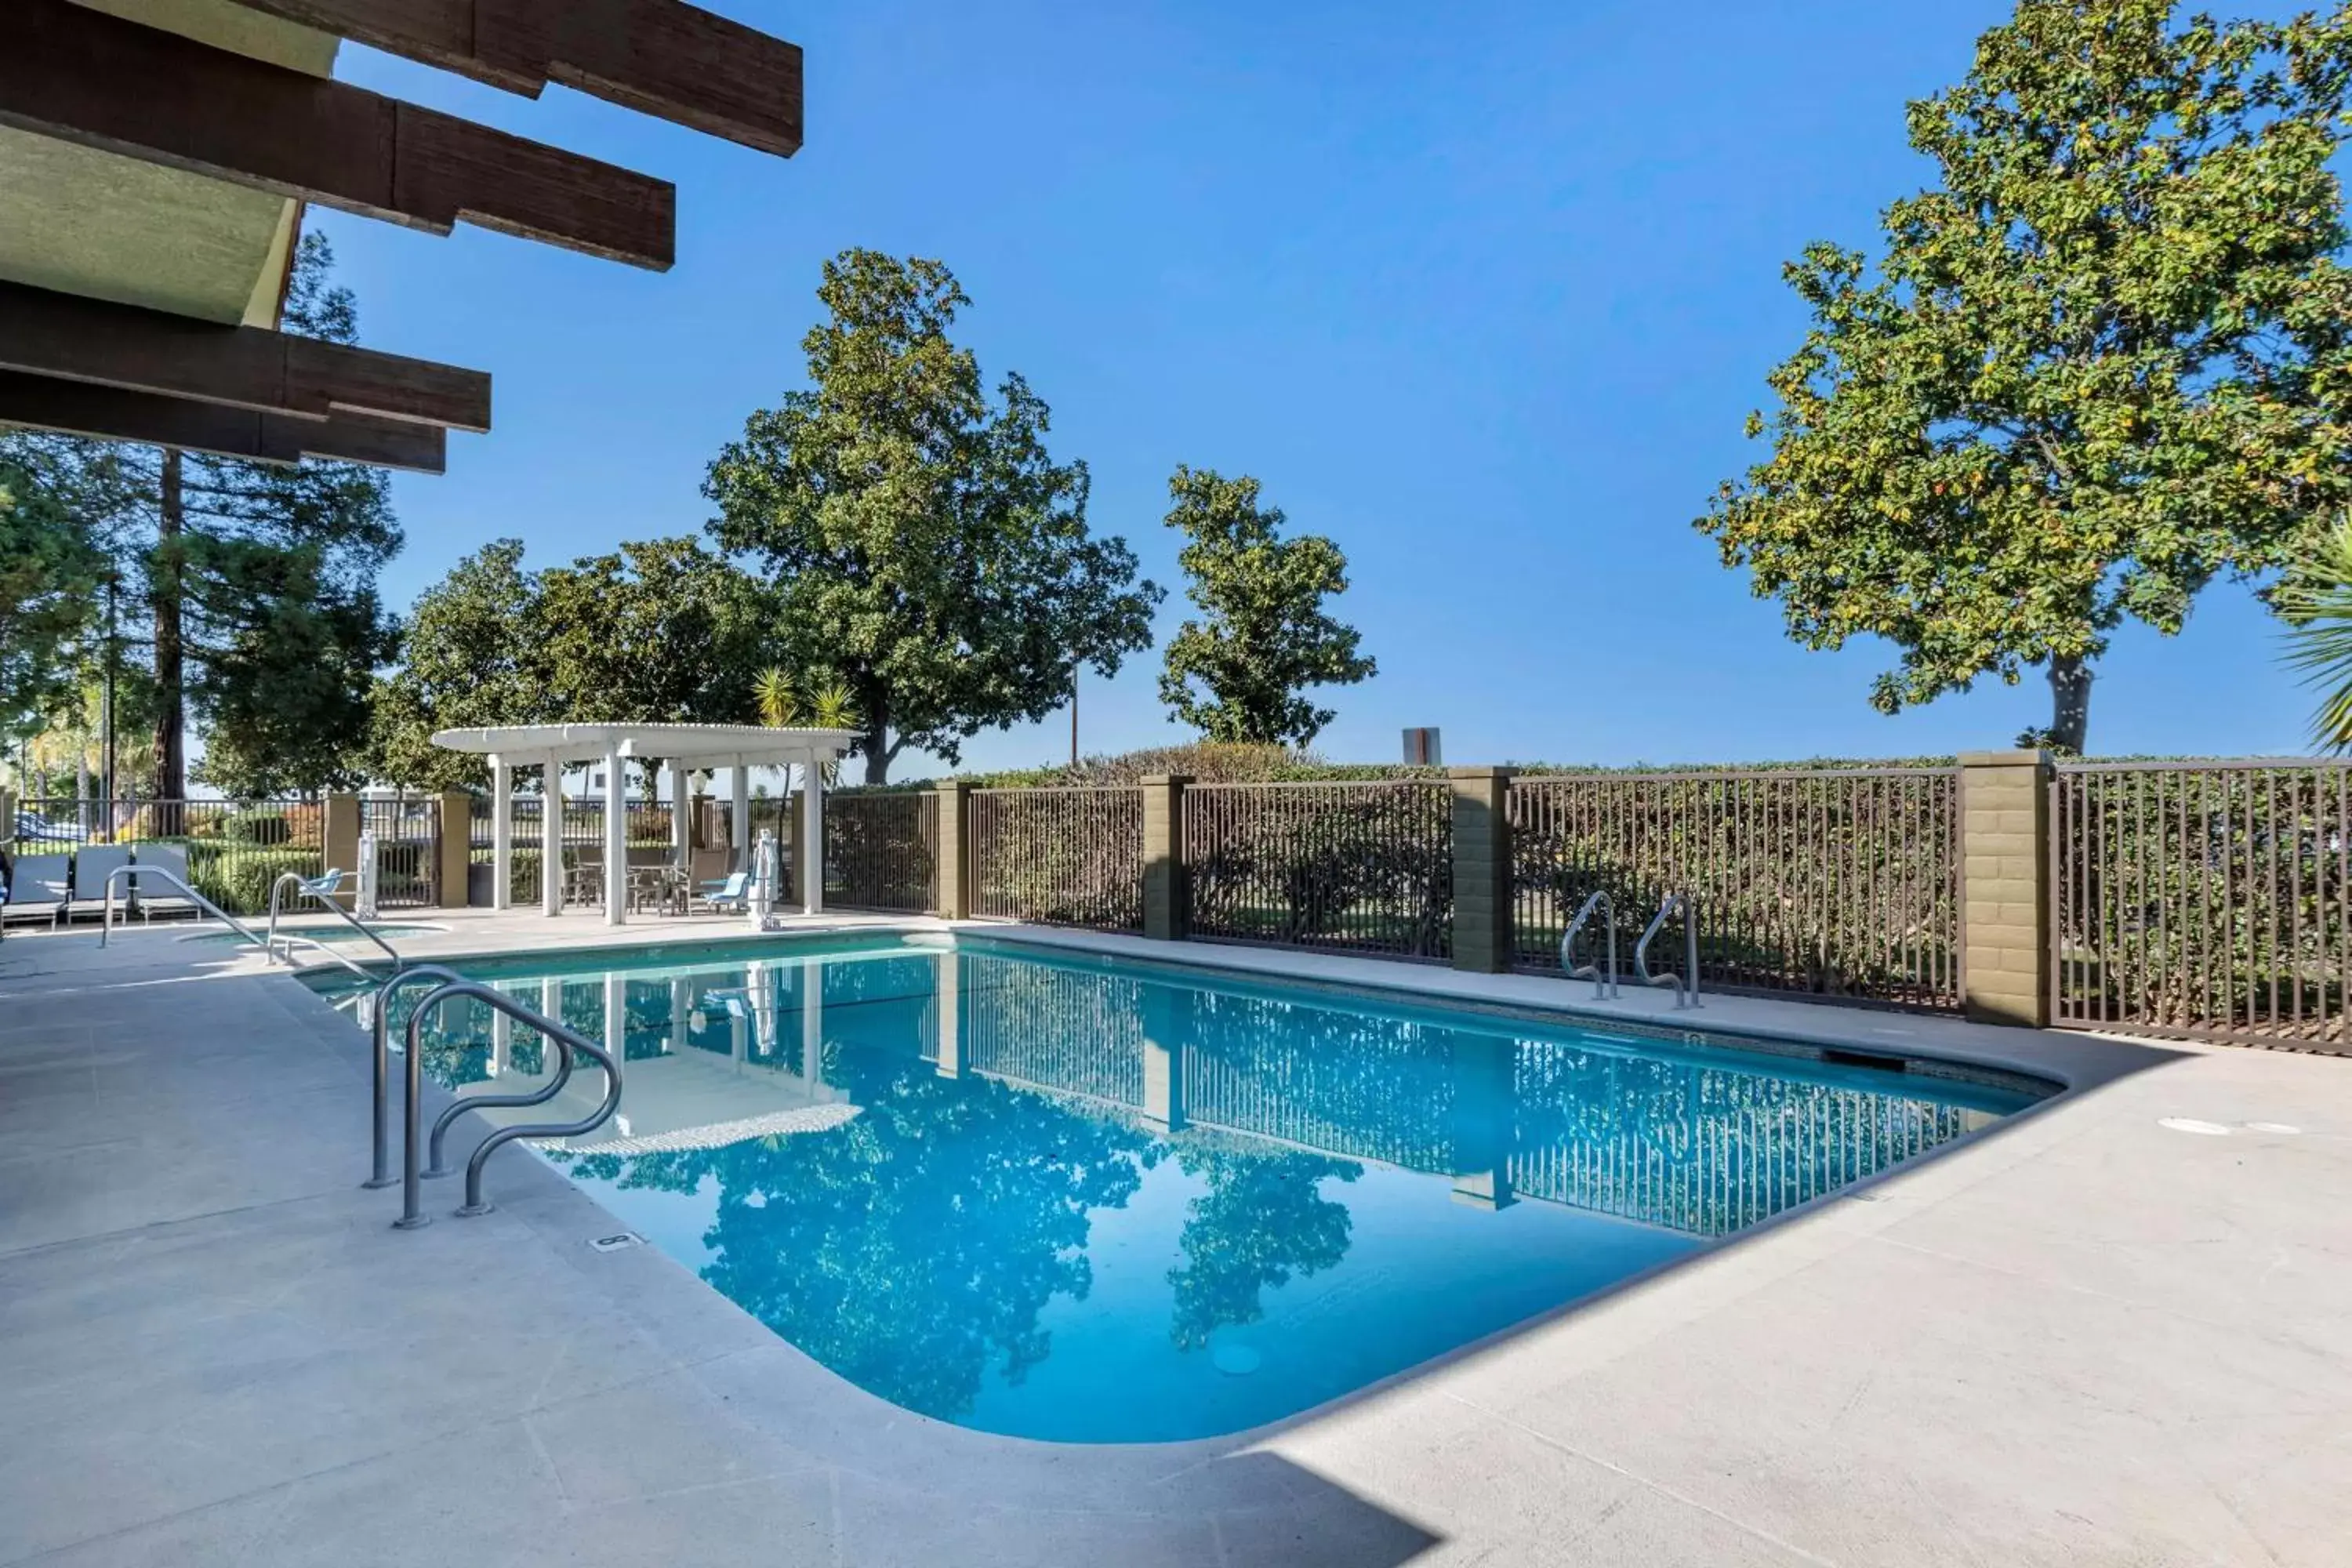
[{"x1": 318, "y1": 0, "x2": 2318, "y2": 775}]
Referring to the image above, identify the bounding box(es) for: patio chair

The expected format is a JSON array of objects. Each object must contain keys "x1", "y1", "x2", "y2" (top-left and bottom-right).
[
  {"x1": 129, "y1": 844, "x2": 201, "y2": 923},
  {"x1": 691, "y1": 871, "x2": 750, "y2": 915},
  {"x1": 67, "y1": 844, "x2": 131, "y2": 924},
  {"x1": 564, "y1": 846, "x2": 604, "y2": 906},
  {"x1": 1, "y1": 854, "x2": 71, "y2": 929}
]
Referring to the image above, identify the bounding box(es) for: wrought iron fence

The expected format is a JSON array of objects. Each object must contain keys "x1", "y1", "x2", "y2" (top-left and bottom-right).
[
  {"x1": 971, "y1": 786, "x2": 1145, "y2": 930},
  {"x1": 1507, "y1": 769, "x2": 1962, "y2": 1010},
  {"x1": 358, "y1": 797, "x2": 439, "y2": 908},
  {"x1": 2053, "y1": 759, "x2": 2352, "y2": 1048},
  {"x1": 826, "y1": 790, "x2": 937, "y2": 912},
  {"x1": 1182, "y1": 780, "x2": 1453, "y2": 958},
  {"x1": 8, "y1": 797, "x2": 325, "y2": 914}
]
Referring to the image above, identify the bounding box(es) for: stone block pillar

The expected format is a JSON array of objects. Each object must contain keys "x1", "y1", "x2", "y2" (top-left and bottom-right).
[
  {"x1": 1141, "y1": 774, "x2": 1190, "y2": 942},
  {"x1": 1450, "y1": 766, "x2": 1514, "y2": 973},
  {"x1": 934, "y1": 780, "x2": 972, "y2": 919},
  {"x1": 436, "y1": 789, "x2": 471, "y2": 909},
  {"x1": 323, "y1": 793, "x2": 360, "y2": 909},
  {"x1": 1959, "y1": 750, "x2": 2052, "y2": 1027}
]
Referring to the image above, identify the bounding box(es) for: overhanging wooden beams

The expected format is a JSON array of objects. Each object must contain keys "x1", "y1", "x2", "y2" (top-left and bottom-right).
[
  {"x1": 0, "y1": 370, "x2": 448, "y2": 471},
  {"x1": 0, "y1": 279, "x2": 492, "y2": 432},
  {"x1": 8, "y1": 0, "x2": 677, "y2": 270},
  {"x1": 227, "y1": 0, "x2": 804, "y2": 156}
]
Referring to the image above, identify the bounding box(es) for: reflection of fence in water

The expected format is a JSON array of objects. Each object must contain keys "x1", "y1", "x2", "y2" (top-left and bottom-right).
[
  {"x1": 1181, "y1": 993, "x2": 1457, "y2": 1171},
  {"x1": 960, "y1": 955, "x2": 1145, "y2": 1106},
  {"x1": 1506, "y1": 1040, "x2": 1985, "y2": 1236}
]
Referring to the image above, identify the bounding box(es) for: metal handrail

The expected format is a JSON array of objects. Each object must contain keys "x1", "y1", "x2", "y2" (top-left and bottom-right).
[
  {"x1": 423, "y1": 1004, "x2": 580, "y2": 1179},
  {"x1": 397, "y1": 978, "x2": 622, "y2": 1226},
  {"x1": 368, "y1": 964, "x2": 467, "y2": 1191},
  {"x1": 1560, "y1": 891, "x2": 1620, "y2": 1000},
  {"x1": 96, "y1": 863, "x2": 370, "y2": 979},
  {"x1": 1635, "y1": 891, "x2": 1702, "y2": 1010},
  {"x1": 266, "y1": 868, "x2": 399, "y2": 967}
]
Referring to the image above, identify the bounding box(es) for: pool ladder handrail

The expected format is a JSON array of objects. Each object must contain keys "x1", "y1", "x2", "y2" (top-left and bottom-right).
[
  {"x1": 1635, "y1": 891, "x2": 1702, "y2": 1009},
  {"x1": 96, "y1": 864, "x2": 372, "y2": 982},
  {"x1": 366, "y1": 964, "x2": 470, "y2": 1190},
  {"x1": 1559, "y1": 891, "x2": 1620, "y2": 1000},
  {"x1": 266, "y1": 869, "x2": 396, "y2": 967},
  {"x1": 394, "y1": 978, "x2": 622, "y2": 1229}
]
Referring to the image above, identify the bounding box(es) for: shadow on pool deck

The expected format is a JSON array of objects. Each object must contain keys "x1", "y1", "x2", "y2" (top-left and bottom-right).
[{"x1": 5, "y1": 928, "x2": 2351, "y2": 1566}]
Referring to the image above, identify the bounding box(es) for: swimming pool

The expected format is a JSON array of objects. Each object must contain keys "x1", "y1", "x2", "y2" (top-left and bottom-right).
[{"x1": 307, "y1": 934, "x2": 2045, "y2": 1443}]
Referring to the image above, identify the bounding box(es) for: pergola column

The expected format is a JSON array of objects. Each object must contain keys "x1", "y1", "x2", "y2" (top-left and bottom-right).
[
  {"x1": 542, "y1": 751, "x2": 564, "y2": 916},
  {"x1": 730, "y1": 757, "x2": 750, "y2": 875},
  {"x1": 800, "y1": 751, "x2": 825, "y2": 916},
  {"x1": 668, "y1": 760, "x2": 689, "y2": 882},
  {"x1": 488, "y1": 751, "x2": 511, "y2": 912},
  {"x1": 603, "y1": 739, "x2": 626, "y2": 927}
]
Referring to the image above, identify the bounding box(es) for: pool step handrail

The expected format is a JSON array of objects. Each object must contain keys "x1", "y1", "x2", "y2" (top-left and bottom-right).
[
  {"x1": 422, "y1": 1008, "x2": 583, "y2": 1180},
  {"x1": 96, "y1": 862, "x2": 372, "y2": 980},
  {"x1": 397, "y1": 978, "x2": 622, "y2": 1227},
  {"x1": 368, "y1": 964, "x2": 469, "y2": 1191},
  {"x1": 267, "y1": 869, "x2": 399, "y2": 969},
  {"x1": 1635, "y1": 891, "x2": 1702, "y2": 1010},
  {"x1": 1560, "y1": 891, "x2": 1621, "y2": 1000}
]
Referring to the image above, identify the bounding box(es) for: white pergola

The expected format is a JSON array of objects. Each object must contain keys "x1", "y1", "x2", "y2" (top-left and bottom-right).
[{"x1": 430, "y1": 723, "x2": 857, "y2": 928}]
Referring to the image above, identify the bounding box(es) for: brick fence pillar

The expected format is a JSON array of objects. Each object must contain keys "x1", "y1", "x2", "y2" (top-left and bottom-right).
[
  {"x1": 323, "y1": 793, "x2": 360, "y2": 909},
  {"x1": 1450, "y1": 766, "x2": 1514, "y2": 973},
  {"x1": 1141, "y1": 774, "x2": 1191, "y2": 942},
  {"x1": 1958, "y1": 750, "x2": 2053, "y2": 1027},
  {"x1": 934, "y1": 780, "x2": 972, "y2": 919},
  {"x1": 437, "y1": 789, "x2": 472, "y2": 908}
]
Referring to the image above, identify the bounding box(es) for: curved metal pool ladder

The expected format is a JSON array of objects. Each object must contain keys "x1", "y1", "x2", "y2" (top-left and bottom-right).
[
  {"x1": 98, "y1": 865, "x2": 372, "y2": 982},
  {"x1": 367, "y1": 964, "x2": 468, "y2": 1192},
  {"x1": 398, "y1": 979, "x2": 622, "y2": 1227},
  {"x1": 1560, "y1": 891, "x2": 1620, "y2": 1000},
  {"x1": 1635, "y1": 891, "x2": 1702, "y2": 1010}
]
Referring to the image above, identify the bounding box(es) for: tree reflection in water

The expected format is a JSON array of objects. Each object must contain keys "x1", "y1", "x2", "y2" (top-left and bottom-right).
[
  {"x1": 1163, "y1": 1131, "x2": 1359, "y2": 1350},
  {"x1": 560, "y1": 1059, "x2": 1153, "y2": 1421}
]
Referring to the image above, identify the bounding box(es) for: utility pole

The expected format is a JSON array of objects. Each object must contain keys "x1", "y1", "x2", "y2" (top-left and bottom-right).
[{"x1": 1069, "y1": 669, "x2": 1079, "y2": 768}]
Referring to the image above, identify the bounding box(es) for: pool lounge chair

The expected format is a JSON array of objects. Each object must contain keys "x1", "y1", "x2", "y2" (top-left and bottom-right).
[
  {"x1": 67, "y1": 844, "x2": 131, "y2": 924},
  {"x1": 692, "y1": 871, "x2": 750, "y2": 915},
  {"x1": 129, "y1": 844, "x2": 201, "y2": 923},
  {"x1": 2, "y1": 854, "x2": 71, "y2": 929}
]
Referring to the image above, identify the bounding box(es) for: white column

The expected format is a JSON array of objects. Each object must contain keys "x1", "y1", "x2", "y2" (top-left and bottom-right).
[
  {"x1": 730, "y1": 757, "x2": 750, "y2": 876},
  {"x1": 800, "y1": 752, "x2": 825, "y2": 916},
  {"x1": 603, "y1": 741, "x2": 627, "y2": 927},
  {"x1": 488, "y1": 752, "x2": 512, "y2": 913},
  {"x1": 669, "y1": 761, "x2": 689, "y2": 881},
  {"x1": 542, "y1": 752, "x2": 564, "y2": 916}
]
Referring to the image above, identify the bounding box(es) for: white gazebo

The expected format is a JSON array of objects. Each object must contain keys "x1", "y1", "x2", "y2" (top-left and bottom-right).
[{"x1": 430, "y1": 723, "x2": 857, "y2": 927}]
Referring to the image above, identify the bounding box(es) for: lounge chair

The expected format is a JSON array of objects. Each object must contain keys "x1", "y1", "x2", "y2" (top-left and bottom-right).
[
  {"x1": 68, "y1": 844, "x2": 131, "y2": 924},
  {"x1": 2, "y1": 854, "x2": 71, "y2": 929},
  {"x1": 692, "y1": 871, "x2": 750, "y2": 914},
  {"x1": 129, "y1": 844, "x2": 201, "y2": 923}
]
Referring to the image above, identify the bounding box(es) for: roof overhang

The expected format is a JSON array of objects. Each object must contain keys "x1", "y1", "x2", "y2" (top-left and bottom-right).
[{"x1": 431, "y1": 723, "x2": 858, "y2": 768}]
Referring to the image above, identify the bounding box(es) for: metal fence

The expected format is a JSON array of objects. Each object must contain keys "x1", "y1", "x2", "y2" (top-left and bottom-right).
[
  {"x1": 358, "y1": 797, "x2": 438, "y2": 908},
  {"x1": 9, "y1": 797, "x2": 325, "y2": 914},
  {"x1": 1182, "y1": 780, "x2": 1453, "y2": 959},
  {"x1": 971, "y1": 786, "x2": 1145, "y2": 930},
  {"x1": 1507, "y1": 769, "x2": 1963, "y2": 1010},
  {"x1": 826, "y1": 791, "x2": 937, "y2": 912},
  {"x1": 2053, "y1": 759, "x2": 2352, "y2": 1048}
]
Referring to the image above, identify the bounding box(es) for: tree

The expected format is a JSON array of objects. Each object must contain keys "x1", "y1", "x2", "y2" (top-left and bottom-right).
[
  {"x1": 2279, "y1": 514, "x2": 2352, "y2": 749},
  {"x1": 0, "y1": 456, "x2": 102, "y2": 742},
  {"x1": 1699, "y1": 0, "x2": 2352, "y2": 753},
  {"x1": 365, "y1": 540, "x2": 545, "y2": 791},
  {"x1": 0, "y1": 233, "x2": 401, "y2": 797},
  {"x1": 1157, "y1": 466, "x2": 1375, "y2": 746},
  {"x1": 705, "y1": 249, "x2": 1161, "y2": 783}
]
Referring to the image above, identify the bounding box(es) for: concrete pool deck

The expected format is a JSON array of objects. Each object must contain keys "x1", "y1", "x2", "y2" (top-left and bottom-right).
[{"x1": 2, "y1": 910, "x2": 2348, "y2": 1564}]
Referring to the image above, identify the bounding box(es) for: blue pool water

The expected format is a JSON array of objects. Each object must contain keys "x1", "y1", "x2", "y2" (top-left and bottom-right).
[{"x1": 310, "y1": 935, "x2": 2042, "y2": 1443}]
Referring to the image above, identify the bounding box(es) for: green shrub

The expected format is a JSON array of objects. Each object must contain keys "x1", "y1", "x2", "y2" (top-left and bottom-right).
[
  {"x1": 219, "y1": 809, "x2": 292, "y2": 847},
  {"x1": 184, "y1": 844, "x2": 324, "y2": 914}
]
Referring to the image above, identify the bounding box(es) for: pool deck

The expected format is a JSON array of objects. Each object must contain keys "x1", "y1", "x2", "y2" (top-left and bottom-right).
[{"x1": 2, "y1": 909, "x2": 2348, "y2": 1565}]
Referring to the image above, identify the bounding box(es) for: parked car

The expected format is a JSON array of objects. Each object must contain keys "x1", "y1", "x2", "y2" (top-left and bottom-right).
[{"x1": 13, "y1": 811, "x2": 82, "y2": 846}]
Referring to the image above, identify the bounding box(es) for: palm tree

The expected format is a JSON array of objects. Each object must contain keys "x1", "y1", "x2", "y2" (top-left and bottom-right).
[
  {"x1": 2280, "y1": 515, "x2": 2352, "y2": 751},
  {"x1": 753, "y1": 668, "x2": 861, "y2": 787}
]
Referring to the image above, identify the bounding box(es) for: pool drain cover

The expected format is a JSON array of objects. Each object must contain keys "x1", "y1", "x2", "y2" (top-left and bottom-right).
[{"x1": 587, "y1": 1232, "x2": 647, "y2": 1253}]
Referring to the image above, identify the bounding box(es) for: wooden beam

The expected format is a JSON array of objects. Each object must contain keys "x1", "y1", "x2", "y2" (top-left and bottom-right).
[
  {"x1": 227, "y1": 0, "x2": 804, "y2": 157},
  {"x1": 0, "y1": 371, "x2": 448, "y2": 473},
  {"x1": 0, "y1": 280, "x2": 492, "y2": 432},
  {"x1": 6, "y1": 0, "x2": 676, "y2": 270}
]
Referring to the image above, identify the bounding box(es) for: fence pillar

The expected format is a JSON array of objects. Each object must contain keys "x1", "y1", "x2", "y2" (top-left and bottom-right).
[
  {"x1": 436, "y1": 789, "x2": 470, "y2": 908},
  {"x1": 1141, "y1": 774, "x2": 1191, "y2": 942},
  {"x1": 1450, "y1": 766, "x2": 1514, "y2": 973},
  {"x1": 1959, "y1": 749, "x2": 2052, "y2": 1027},
  {"x1": 934, "y1": 780, "x2": 973, "y2": 919},
  {"x1": 323, "y1": 793, "x2": 360, "y2": 909}
]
